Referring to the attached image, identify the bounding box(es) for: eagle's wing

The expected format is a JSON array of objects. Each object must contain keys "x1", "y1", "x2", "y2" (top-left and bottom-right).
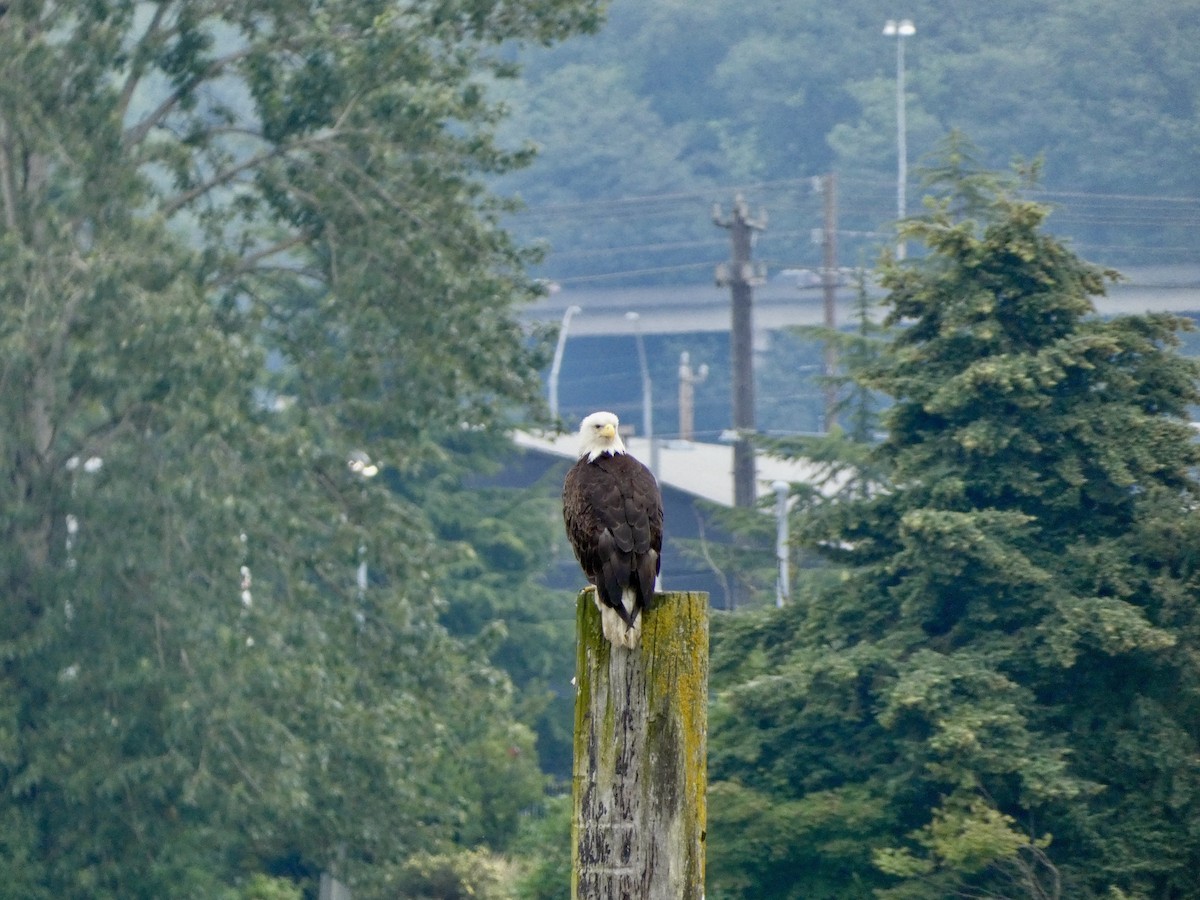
[{"x1": 564, "y1": 455, "x2": 661, "y2": 625}]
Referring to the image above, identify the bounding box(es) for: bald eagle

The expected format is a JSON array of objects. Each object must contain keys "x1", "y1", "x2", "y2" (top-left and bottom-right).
[{"x1": 562, "y1": 411, "x2": 663, "y2": 648}]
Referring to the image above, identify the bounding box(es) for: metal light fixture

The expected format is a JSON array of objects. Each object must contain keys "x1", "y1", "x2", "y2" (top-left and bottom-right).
[{"x1": 883, "y1": 19, "x2": 916, "y2": 260}]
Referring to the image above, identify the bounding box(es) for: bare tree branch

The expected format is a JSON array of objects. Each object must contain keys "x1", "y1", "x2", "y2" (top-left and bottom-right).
[
  {"x1": 115, "y1": 0, "x2": 172, "y2": 124},
  {"x1": 122, "y1": 45, "x2": 256, "y2": 150},
  {"x1": 209, "y1": 231, "x2": 314, "y2": 287},
  {"x1": 0, "y1": 119, "x2": 17, "y2": 231}
]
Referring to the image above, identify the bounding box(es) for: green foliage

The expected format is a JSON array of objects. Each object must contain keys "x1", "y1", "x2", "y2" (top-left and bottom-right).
[
  {"x1": 0, "y1": 0, "x2": 599, "y2": 895},
  {"x1": 511, "y1": 794, "x2": 573, "y2": 900},
  {"x1": 239, "y1": 875, "x2": 303, "y2": 900},
  {"x1": 421, "y1": 453, "x2": 578, "y2": 779},
  {"x1": 708, "y1": 146, "x2": 1200, "y2": 898},
  {"x1": 672, "y1": 500, "x2": 781, "y2": 611},
  {"x1": 707, "y1": 777, "x2": 891, "y2": 900},
  {"x1": 390, "y1": 848, "x2": 521, "y2": 900}
]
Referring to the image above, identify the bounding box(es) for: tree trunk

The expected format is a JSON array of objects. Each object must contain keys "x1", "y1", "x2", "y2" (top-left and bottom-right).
[{"x1": 572, "y1": 590, "x2": 709, "y2": 900}]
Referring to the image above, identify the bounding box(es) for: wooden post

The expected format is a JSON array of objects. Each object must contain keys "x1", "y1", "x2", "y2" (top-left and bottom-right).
[{"x1": 572, "y1": 590, "x2": 709, "y2": 900}]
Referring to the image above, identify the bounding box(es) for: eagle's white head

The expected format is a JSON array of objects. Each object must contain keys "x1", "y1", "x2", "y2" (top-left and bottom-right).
[{"x1": 576, "y1": 410, "x2": 627, "y2": 462}]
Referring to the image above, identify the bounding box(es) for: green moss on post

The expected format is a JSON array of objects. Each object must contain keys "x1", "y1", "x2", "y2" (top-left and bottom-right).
[{"x1": 572, "y1": 590, "x2": 709, "y2": 900}]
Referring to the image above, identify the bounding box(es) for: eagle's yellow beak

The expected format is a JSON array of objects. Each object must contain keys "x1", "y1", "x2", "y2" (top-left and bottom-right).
[{"x1": 600, "y1": 423, "x2": 616, "y2": 440}]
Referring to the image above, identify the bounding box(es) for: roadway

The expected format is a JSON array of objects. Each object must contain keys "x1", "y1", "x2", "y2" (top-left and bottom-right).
[{"x1": 522, "y1": 265, "x2": 1200, "y2": 337}]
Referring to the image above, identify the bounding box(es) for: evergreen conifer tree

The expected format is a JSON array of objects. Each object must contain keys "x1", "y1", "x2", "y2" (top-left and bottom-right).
[{"x1": 709, "y1": 147, "x2": 1200, "y2": 899}]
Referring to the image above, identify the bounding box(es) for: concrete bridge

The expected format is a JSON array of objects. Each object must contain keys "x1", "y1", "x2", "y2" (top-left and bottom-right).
[{"x1": 522, "y1": 265, "x2": 1200, "y2": 337}]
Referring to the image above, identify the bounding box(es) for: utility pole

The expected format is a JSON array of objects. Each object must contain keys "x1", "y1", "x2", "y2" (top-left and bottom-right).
[
  {"x1": 821, "y1": 173, "x2": 839, "y2": 432},
  {"x1": 677, "y1": 351, "x2": 708, "y2": 442},
  {"x1": 713, "y1": 195, "x2": 766, "y2": 509}
]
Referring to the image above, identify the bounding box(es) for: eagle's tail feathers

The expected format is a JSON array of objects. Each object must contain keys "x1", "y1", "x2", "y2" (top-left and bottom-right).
[
  {"x1": 619, "y1": 614, "x2": 641, "y2": 648},
  {"x1": 620, "y1": 586, "x2": 638, "y2": 619},
  {"x1": 598, "y1": 604, "x2": 640, "y2": 648},
  {"x1": 593, "y1": 589, "x2": 642, "y2": 649}
]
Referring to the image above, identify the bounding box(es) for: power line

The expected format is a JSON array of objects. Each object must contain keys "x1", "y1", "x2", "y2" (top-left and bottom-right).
[
  {"x1": 1033, "y1": 188, "x2": 1200, "y2": 205},
  {"x1": 554, "y1": 262, "x2": 714, "y2": 285},
  {"x1": 514, "y1": 178, "x2": 1200, "y2": 285},
  {"x1": 547, "y1": 237, "x2": 730, "y2": 261},
  {"x1": 514, "y1": 180, "x2": 1200, "y2": 221}
]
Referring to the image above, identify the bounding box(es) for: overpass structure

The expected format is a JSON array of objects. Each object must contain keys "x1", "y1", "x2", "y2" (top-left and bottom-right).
[
  {"x1": 522, "y1": 265, "x2": 1200, "y2": 338},
  {"x1": 513, "y1": 429, "x2": 834, "y2": 508},
  {"x1": 516, "y1": 265, "x2": 1200, "y2": 604}
]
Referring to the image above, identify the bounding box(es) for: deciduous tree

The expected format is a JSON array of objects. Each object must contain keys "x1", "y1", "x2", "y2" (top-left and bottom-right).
[{"x1": 0, "y1": 0, "x2": 599, "y2": 895}]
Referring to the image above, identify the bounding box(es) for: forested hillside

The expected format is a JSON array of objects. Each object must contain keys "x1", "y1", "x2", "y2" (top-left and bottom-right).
[{"x1": 493, "y1": 0, "x2": 1200, "y2": 285}]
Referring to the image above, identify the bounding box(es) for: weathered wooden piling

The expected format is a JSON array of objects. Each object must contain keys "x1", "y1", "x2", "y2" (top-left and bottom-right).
[{"x1": 571, "y1": 589, "x2": 709, "y2": 900}]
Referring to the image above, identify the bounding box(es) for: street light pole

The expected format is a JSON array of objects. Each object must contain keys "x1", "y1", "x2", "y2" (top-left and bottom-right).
[
  {"x1": 883, "y1": 18, "x2": 915, "y2": 260},
  {"x1": 626, "y1": 312, "x2": 659, "y2": 480},
  {"x1": 772, "y1": 481, "x2": 790, "y2": 608},
  {"x1": 549, "y1": 304, "x2": 581, "y2": 420}
]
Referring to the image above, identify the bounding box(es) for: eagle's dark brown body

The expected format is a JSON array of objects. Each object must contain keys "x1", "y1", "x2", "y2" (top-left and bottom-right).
[{"x1": 563, "y1": 449, "x2": 663, "y2": 647}]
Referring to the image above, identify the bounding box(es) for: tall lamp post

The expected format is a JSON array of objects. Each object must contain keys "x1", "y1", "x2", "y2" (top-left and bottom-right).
[
  {"x1": 883, "y1": 18, "x2": 915, "y2": 260},
  {"x1": 549, "y1": 304, "x2": 581, "y2": 420},
  {"x1": 772, "y1": 481, "x2": 790, "y2": 608},
  {"x1": 625, "y1": 312, "x2": 659, "y2": 480},
  {"x1": 347, "y1": 450, "x2": 379, "y2": 611}
]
